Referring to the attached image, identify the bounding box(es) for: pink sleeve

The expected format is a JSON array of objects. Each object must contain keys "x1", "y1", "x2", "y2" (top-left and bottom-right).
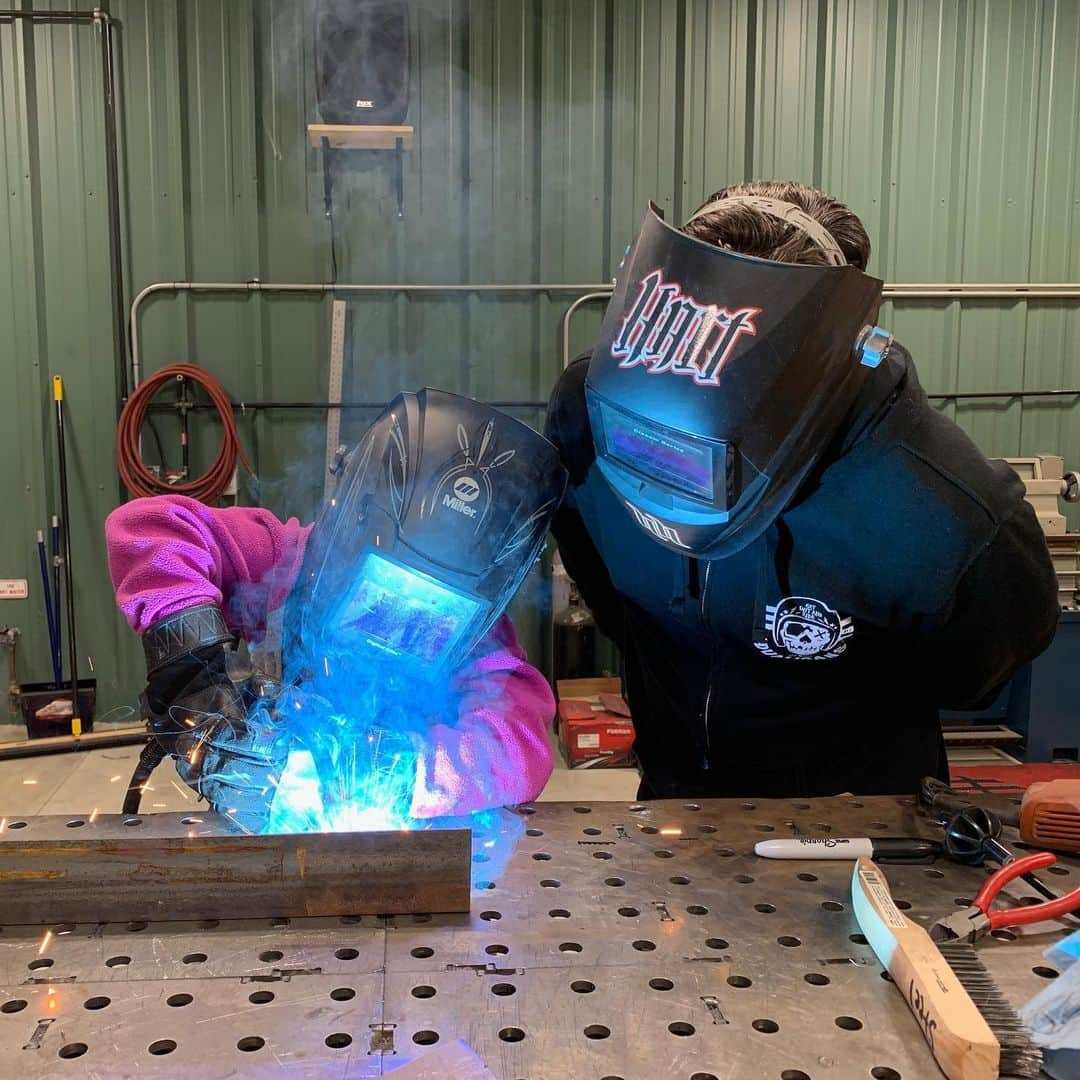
[
  {"x1": 409, "y1": 615, "x2": 556, "y2": 818},
  {"x1": 105, "y1": 495, "x2": 310, "y2": 641}
]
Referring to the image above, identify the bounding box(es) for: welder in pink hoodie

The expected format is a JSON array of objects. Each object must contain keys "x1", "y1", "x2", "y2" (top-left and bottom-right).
[{"x1": 106, "y1": 389, "x2": 566, "y2": 832}]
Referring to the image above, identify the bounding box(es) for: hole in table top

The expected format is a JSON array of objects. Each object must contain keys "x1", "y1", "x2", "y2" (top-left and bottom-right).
[
  {"x1": 259, "y1": 950, "x2": 283, "y2": 962},
  {"x1": 7, "y1": 821, "x2": 27, "y2": 829},
  {"x1": 571, "y1": 980, "x2": 595, "y2": 993},
  {"x1": 335, "y1": 948, "x2": 359, "y2": 960},
  {"x1": 741, "y1": 803, "x2": 756, "y2": 811},
  {"x1": 953, "y1": 897, "x2": 972, "y2": 907},
  {"x1": 991, "y1": 929, "x2": 1017, "y2": 941},
  {"x1": 330, "y1": 988, "x2": 355, "y2": 1001},
  {"x1": 127, "y1": 921, "x2": 148, "y2": 932},
  {"x1": 628, "y1": 804, "x2": 646, "y2": 812},
  {"x1": 804, "y1": 973, "x2": 830, "y2": 986},
  {"x1": 237, "y1": 1037, "x2": 265, "y2": 1053},
  {"x1": 735, "y1": 875, "x2": 754, "y2": 884},
  {"x1": 472, "y1": 853, "x2": 490, "y2": 864},
  {"x1": 881, "y1": 970, "x2": 893, "y2": 982},
  {"x1": 755, "y1": 824, "x2": 775, "y2": 832},
  {"x1": 198, "y1": 919, "x2": 219, "y2": 929},
  {"x1": 559, "y1": 941, "x2": 583, "y2": 953},
  {"x1": 585, "y1": 1024, "x2": 610, "y2": 1039},
  {"x1": 0, "y1": 1000, "x2": 27, "y2": 1013},
  {"x1": 791, "y1": 802, "x2": 811, "y2": 810},
  {"x1": 65, "y1": 819, "x2": 85, "y2": 828},
  {"x1": 868, "y1": 821, "x2": 888, "y2": 830},
  {"x1": 836, "y1": 1016, "x2": 863, "y2": 1030},
  {"x1": 1018, "y1": 896, "x2": 1043, "y2": 907},
  {"x1": 249, "y1": 991, "x2": 274, "y2": 1004},
  {"x1": 924, "y1": 868, "x2": 944, "y2": 878},
  {"x1": 848, "y1": 801, "x2": 864, "y2": 809},
  {"x1": 692, "y1": 1075, "x2": 720, "y2": 1080},
  {"x1": 706, "y1": 938, "x2": 729, "y2": 950},
  {"x1": 167, "y1": 993, "x2": 193, "y2": 1007},
  {"x1": 797, "y1": 872, "x2": 818, "y2": 882},
  {"x1": 782, "y1": 1071, "x2": 811, "y2": 1080},
  {"x1": 849, "y1": 934, "x2": 868, "y2": 945},
  {"x1": 84, "y1": 996, "x2": 110, "y2": 1011},
  {"x1": 618, "y1": 907, "x2": 640, "y2": 917},
  {"x1": 755, "y1": 903, "x2": 776, "y2": 914},
  {"x1": 182, "y1": 953, "x2": 207, "y2": 964},
  {"x1": 649, "y1": 978, "x2": 674, "y2": 991},
  {"x1": 411, "y1": 985, "x2": 436, "y2": 998},
  {"x1": 685, "y1": 803, "x2": 702, "y2": 811},
  {"x1": 668, "y1": 1022, "x2": 695, "y2": 1036},
  {"x1": 1048, "y1": 865, "x2": 1070, "y2": 876},
  {"x1": 573, "y1": 806, "x2": 592, "y2": 814},
  {"x1": 485, "y1": 944, "x2": 508, "y2": 956},
  {"x1": 727, "y1": 975, "x2": 751, "y2": 988},
  {"x1": 814, "y1": 823, "x2": 832, "y2": 833},
  {"x1": 58, "y1": 1043, "x2": 88, "y2": 1059},
  {"x1": 716, "y1": 847, "x2": 736, "y2": 857},
  {"x1": 479, "y1": 911, "x2": 501, "y2": 921},
  {"x1": 870, "y1": 1069, "x2": 901, "y2": 1080},
  {"x1": 605, "y1": 877, "x2": 625, "y2": 887},
  {"x1": 476, "y1": 880, "x2": 495, "y2": 890},
  {"x1": 122, "y1": 818, "x2": 142, "y2": 827},
  {"x1": 518, "y1": 805, "x2": 536, "y2": 815},
  {"x1": 498, "y1": 1027, "x2": 525, "y2": 1042},
  {"x1": 27, "y1": 958, "x2": 53, "y2": 971},
  {"x1": 410, "y1": 946, "x2": 434, "y2": 959},
  {"x1": 640, "y1": 825, "x2": 659, "y2": 835},
  {"x1": 1034, "y1": 966, "x2": 1059, "y2": 979},
  {"x1": 492, "y1": 983, "x2": 516, "y2": 996},
  {"x1": 532, "y1": 852, "x2": 552, "y2": 861},
  {"x1": 148, "y1": 1040, "x2": 176, "y2": 1056},
  {"x1": 180, "y1": 817, "x2": 200, "y2": 825},
  {"x1": 633, "y1": 939, "x2": 656, "y2": 951},
  {"x1": 687, "y1": 905, "x2": 708, "y2": 916},
  {"x1": 270, "y1": 918, "x2": 290, "y2": 929},
  {"x1": 549, "y1": 909, "x2": 571, "y2": 919},
  {"x1": 753, "y1": 1019, "x2": 779, "y2": 1034},
  {"x1": 540, "y1": 879, "x2": 561, "y2": 888},
  {"x1": 894, "y1": 900, "x2": 912, "y2": 911},
  {"x1": 326, "y1": 1033, "x2": 352, "y2": 1049},
  {"x1": 526, "y1": 828, "x2": 543, "y2": 837},
  {"x1": 583, "y1": 827, "x2": 602, "y2": 836},
  {"x1": 821, "y1": 901, "x2": 844, "y2": 912},
  {"x1": 670, "y1": 875, "x2": 691, "y2": 885},
  {"x1": 655, "y1": 849, "x2": 674, "y2": 858},
  {"x1": 778, "y1": 936, "x2": 801, "y2": 947},
  {"x1": 593, "y1": 851, "x2": 614, "y2": 860},
  {"x1": 105, "y1": 955, "x2": 131, "y2": 967}
]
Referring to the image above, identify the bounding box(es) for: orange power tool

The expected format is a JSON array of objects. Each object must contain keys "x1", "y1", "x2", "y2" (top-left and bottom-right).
[{"x1": 1020, "y1": 779, "x2": 1080, "y2": 853}]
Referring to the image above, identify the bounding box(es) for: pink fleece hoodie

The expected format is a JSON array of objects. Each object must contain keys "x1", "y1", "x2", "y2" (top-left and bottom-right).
[{"x1": 105, "y1": 495, "x2": 555, "y2": 817}]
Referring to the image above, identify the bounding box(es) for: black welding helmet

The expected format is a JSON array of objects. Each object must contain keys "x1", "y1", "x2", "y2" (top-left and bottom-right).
[
  {"x1": 586, "y1": 201, "x2": 890, "y2": 559},
  {"x1": 284, "y1": 388, "x2": 566, "y2": 681}
]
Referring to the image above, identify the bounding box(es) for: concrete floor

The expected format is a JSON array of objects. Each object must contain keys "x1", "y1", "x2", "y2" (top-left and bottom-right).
[{"x1": 0, "y1": 724, "x2": 640, "y2": 819}]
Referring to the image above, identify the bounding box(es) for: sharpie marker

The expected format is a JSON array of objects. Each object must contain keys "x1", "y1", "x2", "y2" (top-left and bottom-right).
[{"x1": 754, "y1": 836, "x2": 942, "y2": 864}]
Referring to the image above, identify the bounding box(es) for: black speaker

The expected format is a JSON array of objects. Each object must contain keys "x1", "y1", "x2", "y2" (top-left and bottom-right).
[{"x1": 315, "y1": 0, "x2": 410, "y2": 126}]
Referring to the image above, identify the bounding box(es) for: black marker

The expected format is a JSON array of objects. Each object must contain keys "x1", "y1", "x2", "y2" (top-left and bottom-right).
[{"x1": 754, "y1": 837, "x2": 942, "y2": 864}]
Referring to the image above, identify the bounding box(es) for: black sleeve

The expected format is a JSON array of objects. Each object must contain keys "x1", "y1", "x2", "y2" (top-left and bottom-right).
[
  {"x1": 917, "y1": 501, "x2": 1060, "y2": 709},
  {"x1": 545, "y1": 358, "x2": 626, "y2": 649}
]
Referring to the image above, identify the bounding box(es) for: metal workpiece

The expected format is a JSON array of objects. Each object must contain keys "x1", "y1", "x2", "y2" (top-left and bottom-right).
[
  {"x1": 0, "y1": 814, "x2": 471, "y2": 923},
  {"x1": 0, "y1": 797, "x2": 1073, "y2": 1079}
]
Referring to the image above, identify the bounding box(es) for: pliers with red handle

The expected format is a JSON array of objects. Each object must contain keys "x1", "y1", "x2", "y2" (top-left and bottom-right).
[{"x1": 931, "y1": 852, "x2": 1080, "y2": 943}]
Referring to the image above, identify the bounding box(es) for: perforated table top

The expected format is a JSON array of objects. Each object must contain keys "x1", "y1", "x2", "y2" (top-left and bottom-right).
[{"x1": 0, "y1": 796, "x2": 1072, "y2": 1079}]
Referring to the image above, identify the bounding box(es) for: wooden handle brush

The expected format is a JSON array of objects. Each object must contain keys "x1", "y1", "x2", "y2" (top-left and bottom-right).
[{"x1": 851, "y1": 857, "x2": 1041, "y2": 1080}]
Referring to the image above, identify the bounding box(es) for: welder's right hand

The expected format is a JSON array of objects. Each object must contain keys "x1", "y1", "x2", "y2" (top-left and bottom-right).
[{"x1": 140, "y1": 604, "x2": 288, "y2": 833}]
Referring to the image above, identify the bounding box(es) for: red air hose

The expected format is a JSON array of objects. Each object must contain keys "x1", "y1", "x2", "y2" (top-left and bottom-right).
[{"x1": 117, "y1": 363, "x2": 252, "y2": 503}]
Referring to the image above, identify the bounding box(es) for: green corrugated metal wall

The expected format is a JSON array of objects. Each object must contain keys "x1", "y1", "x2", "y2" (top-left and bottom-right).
[{"x1": 2, "y1": 0, "x2": 1079, "y2": 715}]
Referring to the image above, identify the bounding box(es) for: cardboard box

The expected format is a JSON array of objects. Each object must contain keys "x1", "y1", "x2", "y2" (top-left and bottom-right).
[{"x1": 556, "y1": 677, "x2": 636, "y2": 769}]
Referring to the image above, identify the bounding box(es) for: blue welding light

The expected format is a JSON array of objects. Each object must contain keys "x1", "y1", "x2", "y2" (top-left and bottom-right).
[{"x1": 337, "y1": 551, "x2": 484, "y2": 666}]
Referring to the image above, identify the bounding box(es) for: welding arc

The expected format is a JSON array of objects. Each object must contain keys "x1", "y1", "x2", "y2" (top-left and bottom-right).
[{"x1": 117, "y1": 364, "x2": 252, "y2": 503}]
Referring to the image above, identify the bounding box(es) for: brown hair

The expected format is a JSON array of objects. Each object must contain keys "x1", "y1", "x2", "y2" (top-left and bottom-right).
[{"x1": 684, "y1": 180, "x2": 871, "y2": 270}]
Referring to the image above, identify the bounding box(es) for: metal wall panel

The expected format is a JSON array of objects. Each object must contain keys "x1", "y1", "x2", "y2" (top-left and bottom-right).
[{"x1": 1, "y1": 0, "x2": 1079, "y2": 721}]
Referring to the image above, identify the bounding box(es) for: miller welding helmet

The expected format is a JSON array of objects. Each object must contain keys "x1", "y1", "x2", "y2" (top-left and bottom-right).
[
  {"x1": 586, "y1": 201, "x2": 891, "y2": 558},
  {"x1": 284, "y1": 388, "x2": 567, "y2": 681}
]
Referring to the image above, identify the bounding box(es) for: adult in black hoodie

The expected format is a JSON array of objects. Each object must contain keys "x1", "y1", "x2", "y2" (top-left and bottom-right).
[{"x1": 545, "y1": 181, "x2": 1059, "y2": 800}]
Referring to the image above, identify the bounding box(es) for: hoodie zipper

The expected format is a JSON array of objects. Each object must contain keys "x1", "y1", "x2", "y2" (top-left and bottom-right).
[{"x1": 699, "y1": 559, "x2": 713, "y2": 770}]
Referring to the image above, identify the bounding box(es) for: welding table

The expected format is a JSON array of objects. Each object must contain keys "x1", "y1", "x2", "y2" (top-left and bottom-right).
[{"x1": 0, "y1": 796, "x2": 1073, "y2": 1079}]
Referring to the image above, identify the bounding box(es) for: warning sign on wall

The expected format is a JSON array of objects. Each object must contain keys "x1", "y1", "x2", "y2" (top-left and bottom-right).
[{"x1": 0, "y1": 580, "x2": 29, "y2": 600}]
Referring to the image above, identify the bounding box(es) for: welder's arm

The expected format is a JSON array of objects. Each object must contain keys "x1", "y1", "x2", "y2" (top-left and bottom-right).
[
  {"x1": 409, "y1": 616, "x2": 555, "y2": 818},
  {"x1": 915, "y1": 502, "x2": 1059, "y2": 709}
]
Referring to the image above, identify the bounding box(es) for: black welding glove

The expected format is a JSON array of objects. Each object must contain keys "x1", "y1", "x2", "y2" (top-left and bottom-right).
[{"x1": 141, "y1": 604, "x2": 290, "y2": 833}]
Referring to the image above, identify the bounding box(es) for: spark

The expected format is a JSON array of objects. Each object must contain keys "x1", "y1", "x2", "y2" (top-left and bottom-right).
[
  {"x1": 170, "y1": 780, "x2": 191, "y2": 801},
  {"x1": 660, "y1": 827, "x2": 683, "y2": 837},
  {"x1": 0, "y1": 818, "x2": 6, "y2": 833},
  {"x1": 224, "y1": 809, "x2": 254, "y2": 836},
  {"x1": 38, "y1": 930, "x2": 53, "y2": 956},
  {"x1": 109, "y1": 774, "x2": 122, "y2": 783},
  {"x1": 89, "y1": 807, "x2": 99, "y2": 823},
  {"x1": 323, "y1": 656, "x2": 330, "y2": 678},
  {"x1": 22, "y1": 779, "x2": 37, "y2": 786},
  {"x1": 152, "y1": 803, "x2": 166, "y2": 809}
]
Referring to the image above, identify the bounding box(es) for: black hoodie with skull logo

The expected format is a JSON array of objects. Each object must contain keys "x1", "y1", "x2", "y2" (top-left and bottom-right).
[{"x1": 545, "y1": 344, "x2": 1060, "y2": 799}]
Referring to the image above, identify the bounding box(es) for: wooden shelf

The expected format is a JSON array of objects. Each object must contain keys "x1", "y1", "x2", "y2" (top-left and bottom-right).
[{"x1": 307, "y1": 123, "x2": 413, "y2": 150}]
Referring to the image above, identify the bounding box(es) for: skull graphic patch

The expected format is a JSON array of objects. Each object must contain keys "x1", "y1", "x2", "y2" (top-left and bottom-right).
[{"x1": 755, "y1": 596, "x2": 853, "y2": 660}]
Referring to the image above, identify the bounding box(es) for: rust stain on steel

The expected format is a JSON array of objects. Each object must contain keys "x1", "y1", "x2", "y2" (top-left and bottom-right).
[{"x1": 0, "y1": 817, "x2": 472, "y2": 924}]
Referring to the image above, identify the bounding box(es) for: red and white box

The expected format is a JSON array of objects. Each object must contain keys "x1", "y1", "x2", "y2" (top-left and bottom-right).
[{"x1": 556, "y1": 677, "x2": 636, "y2": 769}]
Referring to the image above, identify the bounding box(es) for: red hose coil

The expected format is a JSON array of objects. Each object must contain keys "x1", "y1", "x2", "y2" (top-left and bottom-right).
[{"x1": 117, "y1": 363, "x2": 252, "y2": 504}]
